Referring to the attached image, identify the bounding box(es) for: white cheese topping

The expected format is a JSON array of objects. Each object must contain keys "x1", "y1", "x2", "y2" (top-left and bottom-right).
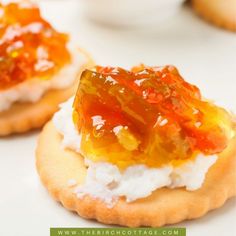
[
  {"x1": 0, "y1": 44, "x2": 86, "y2": 112},
  {"x1": 53, "y1": 97, "x2": 82, "y2": 152},
  {"x1": 53, "y1": 98, "x2": 218, "y2": 206}
]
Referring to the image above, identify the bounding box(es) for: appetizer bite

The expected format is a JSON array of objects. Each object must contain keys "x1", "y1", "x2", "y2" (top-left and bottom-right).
[
  {"x1": 192, "y1": 0, "x2": 236, "y2": 31},
  {"x1": 0, "y1": 1, "x2": 93, "y2": 136},
  {"x1": 36, "y1": 65, "x2": 236, "y2": 227}
]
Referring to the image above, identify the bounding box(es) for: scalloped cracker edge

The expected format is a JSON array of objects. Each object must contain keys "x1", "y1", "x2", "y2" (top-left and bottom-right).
[
  {"x1": 0, "y1": 48, "x2": 94, "y2": 136},
  {"x1": 36, "y1": 121, "x2": 236, "y2": 227},
  {"x1": 192, "y1": 0, "x2": 236, "y2": 31}
]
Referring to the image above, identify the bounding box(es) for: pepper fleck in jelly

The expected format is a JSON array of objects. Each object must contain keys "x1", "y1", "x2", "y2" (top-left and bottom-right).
[
  {"x1": 0, "y1": 2, "x2": 71, "y2": 91},
  {"x1": 73, "y1": 65, "x2": 234, "y2": 168}
]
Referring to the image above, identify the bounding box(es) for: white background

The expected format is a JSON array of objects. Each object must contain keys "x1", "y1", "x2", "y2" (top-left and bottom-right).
[{"x1": 0, "y1": 0, "x2": 236, "y2": 235}]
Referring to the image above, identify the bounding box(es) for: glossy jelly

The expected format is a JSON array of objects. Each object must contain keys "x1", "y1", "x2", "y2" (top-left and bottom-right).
[
  {"x1": 73, "y1": 65, "x2": 234, "y2": 168},
  {"x1": 0, "y1": 2, "x2": 71, "y2": 90}
]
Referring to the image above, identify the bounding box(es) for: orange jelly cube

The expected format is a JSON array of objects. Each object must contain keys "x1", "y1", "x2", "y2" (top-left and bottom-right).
[
  {"x1": 0, "y1": 1, "x2": 71, "y2": 90},
  {"x1": 73, "y1": 65, "x2": 235, "y2": 168}
]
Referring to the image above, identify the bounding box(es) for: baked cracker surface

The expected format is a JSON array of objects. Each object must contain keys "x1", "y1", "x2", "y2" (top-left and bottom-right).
[
  {"x1": 192, "y1": 0, "x2": 236, "y2": 31},
  {"x1": 0, "y1": 48, "x2": 94, "y2": 136},
  {"x1": 36, "y1": 121, "x2": 236, "y2": 227}
]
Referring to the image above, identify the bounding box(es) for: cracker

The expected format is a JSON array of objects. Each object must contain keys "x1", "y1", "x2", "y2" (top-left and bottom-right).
[
  {"x1": 0, "y1": 48, "x2": 94, "y2": 136},
  {"x1": 192, "y1": 0, "x2": 236, "y2": 31},
  {"x1": 36, "y1": 121, "x2": 236, "y2": 227}
]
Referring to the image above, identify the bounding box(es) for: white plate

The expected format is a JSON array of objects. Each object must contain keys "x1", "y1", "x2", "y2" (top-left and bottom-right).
[
  {"x1": 0, "y1": 1, "x2": 236, "y2": 236},
  {"x1": 80, "y1": 0, "x2": 185, "y2": 27}
]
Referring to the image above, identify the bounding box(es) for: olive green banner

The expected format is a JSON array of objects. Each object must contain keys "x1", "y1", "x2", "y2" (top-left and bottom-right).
[{"x1": 50, "y1": 228, "x2": 186, "y2": 236}]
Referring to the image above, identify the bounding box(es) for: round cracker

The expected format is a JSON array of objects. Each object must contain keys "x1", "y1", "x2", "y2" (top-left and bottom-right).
[
  {"x1": 192, "y1": 0, "x2": 236, "y2": 31},
  {"x1": 0, "y1": 48, "x2": 94, "y2": 136},
  {"x1": 36, "y1": 121, "x2": 236, "y2": 227}
]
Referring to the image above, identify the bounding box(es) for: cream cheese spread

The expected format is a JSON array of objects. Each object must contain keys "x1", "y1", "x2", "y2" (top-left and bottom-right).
[{"x1": 53, "y1": 98, "x2": 218, "y2": 206}]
